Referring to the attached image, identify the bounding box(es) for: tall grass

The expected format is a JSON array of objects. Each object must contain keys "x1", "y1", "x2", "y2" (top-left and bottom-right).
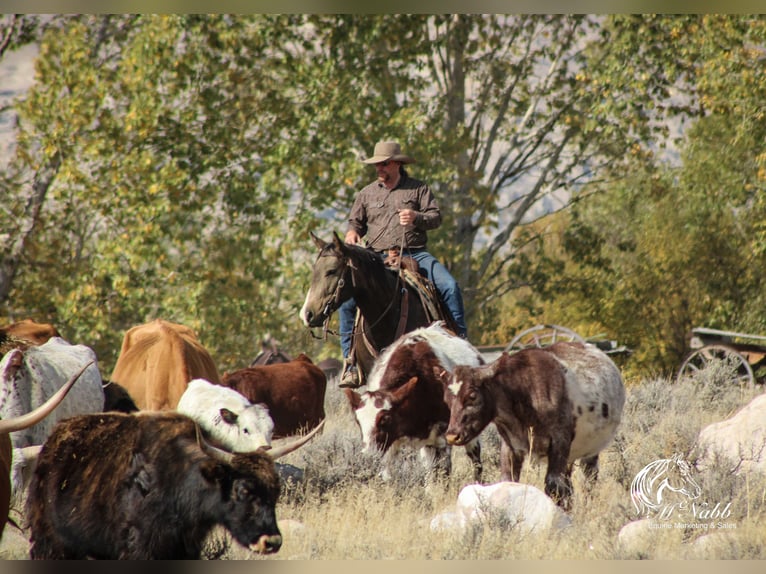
[
  {"x1": 257, "y1": 362, "x2": 766, "y2": 560},
  {"x1": 2, "y1": 360, "x2": 764, "y2": 560}
]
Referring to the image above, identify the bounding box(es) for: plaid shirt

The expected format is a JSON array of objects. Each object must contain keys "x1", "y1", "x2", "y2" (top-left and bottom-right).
[{"x1": 347, "y1": 173, "x2": 441, "y2": 251}]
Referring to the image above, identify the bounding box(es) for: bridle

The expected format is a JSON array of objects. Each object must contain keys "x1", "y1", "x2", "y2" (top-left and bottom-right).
[{"x1": 309, "y1": 246, "x2": 406, "y2": 342}]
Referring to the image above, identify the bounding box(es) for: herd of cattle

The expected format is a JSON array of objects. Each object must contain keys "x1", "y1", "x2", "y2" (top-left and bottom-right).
[{"x1": 0, "y1": 316, "x2": 628, "y2": 559}]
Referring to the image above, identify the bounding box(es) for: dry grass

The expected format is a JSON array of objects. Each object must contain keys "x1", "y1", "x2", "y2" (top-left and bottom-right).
[{"x1": 2, "y1": 361, "x2": 765, "y2": 560}]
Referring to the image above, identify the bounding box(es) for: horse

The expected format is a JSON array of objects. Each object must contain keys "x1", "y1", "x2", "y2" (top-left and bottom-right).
[
  {"x1": 300, "y1": 231, "x2": 455, "y2": 386},
  {"x1": 250, "y1": 334, "x2": 291, "y2": 366},
  {"x1": 630, "y1": 453, "x2": 702, "y2": 516}
]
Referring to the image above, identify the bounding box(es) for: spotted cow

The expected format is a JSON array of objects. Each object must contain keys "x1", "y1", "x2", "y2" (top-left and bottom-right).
[
  {"x1": 442, "y1": 342, "x2": 626, "y2": 508},
  {"x1": 0, "y1": 362, "x2": 90, "y2": 540},
  {"x1": 0, "y1": 337, "x2": 104, "y2": 500}
]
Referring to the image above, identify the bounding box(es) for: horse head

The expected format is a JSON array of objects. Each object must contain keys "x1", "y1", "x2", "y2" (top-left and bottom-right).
[
  {"x1": 631, "y1": 453, "x2": 702, "y2": 516},
  {"x1": 300, "y1": 231, "x2": 359, "y2": 328}
]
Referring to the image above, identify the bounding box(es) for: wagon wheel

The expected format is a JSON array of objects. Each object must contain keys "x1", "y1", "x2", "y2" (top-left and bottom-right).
[
  {"x1": 505, "y1": 324, "x2": 586, "y2": 353},
  {"x1": 676, "y1": 344, "x2": 755, "y2": 388}
]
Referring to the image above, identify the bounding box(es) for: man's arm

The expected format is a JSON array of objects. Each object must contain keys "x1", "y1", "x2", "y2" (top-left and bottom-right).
[{"x1": 414, "y1": 185, "x2": 442, "y2": 230}]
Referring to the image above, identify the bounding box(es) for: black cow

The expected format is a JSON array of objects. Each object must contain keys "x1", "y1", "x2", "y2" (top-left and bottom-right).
[{"x1": 26, "y1": 411, "x2": 322, "y2": 559}]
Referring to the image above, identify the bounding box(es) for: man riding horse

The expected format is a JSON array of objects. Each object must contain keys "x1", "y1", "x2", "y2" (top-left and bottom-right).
[{"x1": 338, "y1": 140, "x2": 468, "y2": 388}]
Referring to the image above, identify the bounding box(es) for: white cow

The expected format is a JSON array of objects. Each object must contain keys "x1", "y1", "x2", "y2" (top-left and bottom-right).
[
  {"x1": 176, "y1": 378, "x2": 274, "y2": 452},
  {"x1": 0, "y1": 336, "x2": 104, "y2": 497}
]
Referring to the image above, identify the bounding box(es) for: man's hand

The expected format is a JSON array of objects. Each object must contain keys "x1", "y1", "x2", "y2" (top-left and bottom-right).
[
  {"x1": 345, "y1": 229, "x2": 362, "y2": 244},
  {"x1": 397, "y1": 209, "x2": 417, "y2": 226}
]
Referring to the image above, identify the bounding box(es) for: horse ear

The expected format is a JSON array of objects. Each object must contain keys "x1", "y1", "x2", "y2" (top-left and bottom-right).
[
  {"x1": 310, "y1": 231, "x2": 326, "y2": 250},
  {"x1": 332, "y1": 231, "x2": 349, "y2": 254}
]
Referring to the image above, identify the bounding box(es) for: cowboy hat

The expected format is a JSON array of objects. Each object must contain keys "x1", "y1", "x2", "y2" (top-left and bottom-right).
[{"x1": 361, "y1": 141, "x2": 415, "y2": 164}]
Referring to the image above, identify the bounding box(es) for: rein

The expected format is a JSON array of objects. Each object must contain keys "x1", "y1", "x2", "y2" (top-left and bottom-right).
[{"x1": 314, "y1": 239, "x2": 409, "y2": 344}]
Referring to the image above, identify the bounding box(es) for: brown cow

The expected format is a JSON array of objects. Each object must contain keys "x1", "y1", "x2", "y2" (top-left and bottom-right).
[
  {"x1": 221, "y1": 354, "x2": 326, "y2": 438},
  {"x1": 0, "y1": 361, "x2": 91, "y2": 540},
  {"x1": 110, "y1": 319, "x2": 221, "y2": 411},
  {"x1": 443, "y1": 342, "x2": 626, "y2": 508}
]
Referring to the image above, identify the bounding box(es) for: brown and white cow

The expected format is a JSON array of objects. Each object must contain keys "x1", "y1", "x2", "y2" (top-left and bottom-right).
[
  {"x1": 442, "y1": 342, "x2": 625, "y2": 508},
  {"x1": 110, "y1": 319, "x2": 221, "y2": 411},
  {"x1": 0, "y1": 361, "x2": 91, "y2": 540},
  {"x1": 221, "y1": 353, "x2": 326, "y2": 439},
  {"x1": 26, "y1": 411, "x2": 324, "y2": 559},
  {"x1": 345, "y1": 322, "x2": 485, "y2": 482}
]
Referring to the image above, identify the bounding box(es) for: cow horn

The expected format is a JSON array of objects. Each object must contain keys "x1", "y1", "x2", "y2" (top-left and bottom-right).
[
  {"x1": 0, "y1": 360, "x2": 95, "y2": 434},
  {"x1": 195, "y1": 424, "x2": 236, "y2": 465},
  {"x1": 196, "y1": 420, "x2": 325, "y2": 464},
  {"x1": 266, "y1": 419, "x2": 325, "y2": 461}
]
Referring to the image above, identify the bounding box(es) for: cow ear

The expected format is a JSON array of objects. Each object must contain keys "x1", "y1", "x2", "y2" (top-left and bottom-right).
[
  {"x1": 220, "y1": 408, "x2": 238, "y2": 425},
  {"x1": 344, "y1": 388, "x2": 362, "y2": 409},
  {"x1": 391, "y1": 377, "x2": 419, "y2": 404},
  {"x1": 199, "y1": 459, "x2": 226, "y2": 483}
]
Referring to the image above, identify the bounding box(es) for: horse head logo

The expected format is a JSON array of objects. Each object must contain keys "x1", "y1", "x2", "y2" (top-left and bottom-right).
[{"x1": 631, "y1": 453, "x2": 702, "y2": 516}]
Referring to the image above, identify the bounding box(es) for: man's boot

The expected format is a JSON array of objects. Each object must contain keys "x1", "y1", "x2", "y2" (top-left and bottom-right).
[{"x1": 338, "y1": 358, "x2": 360, "y2": 389}]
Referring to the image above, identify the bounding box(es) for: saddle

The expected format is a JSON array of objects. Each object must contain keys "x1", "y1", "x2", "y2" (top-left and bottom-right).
[{"x1": 350, "y1": 252, "x2": 459, "y2": 381}]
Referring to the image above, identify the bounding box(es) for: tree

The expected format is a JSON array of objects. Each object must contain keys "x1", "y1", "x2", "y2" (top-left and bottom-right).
[
  {"x1": 523, "y1": 15, "x2": 766, "y2": 376},
  {"x1": 5, "y1": 15, "x2": 750, "y2": 376}
]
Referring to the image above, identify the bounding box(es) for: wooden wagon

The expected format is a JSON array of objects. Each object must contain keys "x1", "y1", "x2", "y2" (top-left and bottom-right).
[
  {"x1": 476, "y1": 324, "x2": 631, "y2": 364},
  {"x1": 676, "y1": 326, "x2": 766, "y2": 388}
]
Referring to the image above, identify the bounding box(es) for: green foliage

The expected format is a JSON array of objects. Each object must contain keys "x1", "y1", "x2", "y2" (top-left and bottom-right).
[{"x1": 1, "y1": 15, "x2": 764, "y2": 379}]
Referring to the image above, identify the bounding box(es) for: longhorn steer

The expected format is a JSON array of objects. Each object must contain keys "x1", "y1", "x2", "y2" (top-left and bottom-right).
[
  {"x1": 443, "y1": 342, "x2": 625, "y2": 508},
  {"x1": 345, "y1": 322, "x2": 485, "y2": 482},
  {"x1": 110, "y1": 319, "x2": 221, "y2": 411},
  {"x1": 0, "y1": 361, "x2": 91, "y2": 540},
  {"x1": 221, "y1": 354, "x2": 326, "y2": 438},
  {"x1": 26, "y1": 412, "x2": 324, "y2": 559},
  {"x1": 0, "y1": 337, "x2": 104, "y2": 500},
  {"x1": 176, "y1": 378, "x2": 274, "y2": 451}
]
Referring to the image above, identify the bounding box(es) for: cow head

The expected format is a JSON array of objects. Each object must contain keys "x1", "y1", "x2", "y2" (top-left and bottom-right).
[
  {"x1": 196, "y1": 419, "x2": 324, "y2": 554},
  {"x1": 346, "y1": 376, "x2": 445, "y2": 453},
  {"x1": 345, "y1": 387, "x2": 396, "y2": 453},
  {"x1": 441, "y1": 365, "x2": 494, "y2": 447}
]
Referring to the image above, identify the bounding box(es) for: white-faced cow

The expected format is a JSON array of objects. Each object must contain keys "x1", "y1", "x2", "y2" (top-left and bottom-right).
[
  {"x1": 0, "y1": 362, "x2": 90, "y2": 540},
  {"x1": 26, "y1": 411, "x2": 324, "y2": 559},
  {"x1": 345, "y1": 322, "x2": 485, "y2": 482},
  {"x1": 110, "y1": 319, "x2": 221, "y2": 411},
  {"x1": 176, "y1": 378, "x2": 274, "y2": 452},
  {"x1": 221, "y1": 353, "x2": 326, "y2": 439},
  {"x1": 442, "y1": 342, "x2": 625, "y2": 508},
  {"x1": 0, "y1": 337, "x2": 104, "y2": 501}
]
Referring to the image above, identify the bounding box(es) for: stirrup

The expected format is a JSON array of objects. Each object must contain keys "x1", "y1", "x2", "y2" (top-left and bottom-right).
[{"x1": 338, "y1": 362, "x2": 361, "y2": 389}]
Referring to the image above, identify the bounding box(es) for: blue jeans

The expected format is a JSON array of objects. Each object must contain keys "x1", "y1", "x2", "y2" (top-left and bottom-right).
[{"x1": 339, "y1": 249, "x2": 468, "y2": 358}]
